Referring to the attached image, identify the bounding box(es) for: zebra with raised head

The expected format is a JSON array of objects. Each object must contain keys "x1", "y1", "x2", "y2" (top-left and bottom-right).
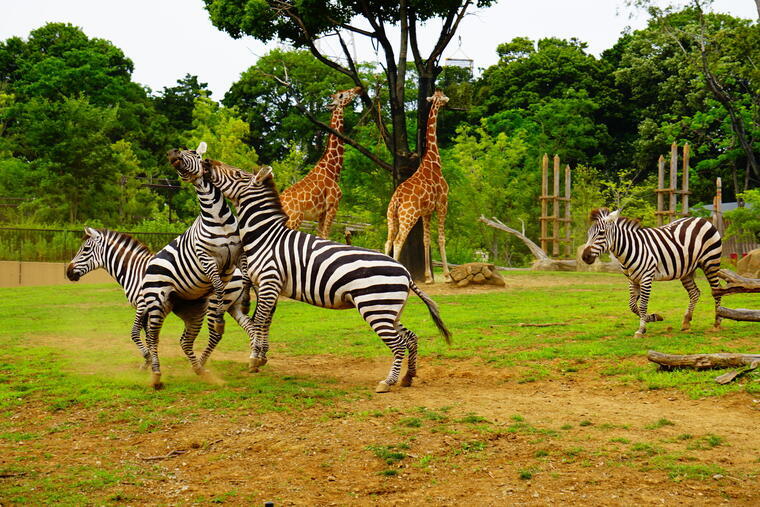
[
  {"x1": 171, "y1": 154, "x2": 451, "y2": 393},
  {"x1": 66, "y1": 227, "x2": 253, "y2": 368},
  {"x1": 134, "y1": 142, "x2": 253, "y2": 389},
  {"x1": 581, "y1": 208, "x2": 723, "y2": 338}
]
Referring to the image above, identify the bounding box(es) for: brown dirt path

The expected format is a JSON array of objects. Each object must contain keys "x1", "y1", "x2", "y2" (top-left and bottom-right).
[{"x1": 7, "y1": 354, "x2": 759, "y2": 505}]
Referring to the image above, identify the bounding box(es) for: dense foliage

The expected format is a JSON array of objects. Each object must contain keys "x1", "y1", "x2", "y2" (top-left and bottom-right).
[{"x1": 0, "y1": 4, "x2": 757, "y2": 266}]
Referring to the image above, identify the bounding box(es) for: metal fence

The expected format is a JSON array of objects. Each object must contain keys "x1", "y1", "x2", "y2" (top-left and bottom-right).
[{"x1": 0, "y1": 227, "x2": 179, "y2": 263}]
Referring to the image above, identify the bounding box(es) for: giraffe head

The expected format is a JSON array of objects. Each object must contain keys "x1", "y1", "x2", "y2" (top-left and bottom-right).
[
  {"x1": 581, "y1": 208, "x2": 620, "y2": 264},
  {"x1": 426, "y1": 89, "x2": 449, "y2": 108},
  {"x1": 167, "y1": 142, "x2": 207, "y2": 183},
  {"x1": 328, "y1": 86, "x2": 362, "y2": 110}
]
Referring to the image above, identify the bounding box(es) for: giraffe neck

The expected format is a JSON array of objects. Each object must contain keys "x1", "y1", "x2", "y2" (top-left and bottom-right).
[
  {"x1": 318, "y1": 106, "x2": 345, "y2": 179},
  {"x1": 425, "y1": 103, "x2": 441, "y2": 161}
]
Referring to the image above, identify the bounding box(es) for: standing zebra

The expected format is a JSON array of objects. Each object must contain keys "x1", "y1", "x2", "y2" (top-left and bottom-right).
[
  {"x1": 66, "y1": 227, "x2": 252, "y2": 368},
  {"x1": 581, "y1": 208, "x2": 722, "y2": 337},
  {"x1": 134, "y1": 143, "x2": 253, "y2": 389},
  {"x1": 174, "y1": 154, "x2": 451, "y2": 393}
]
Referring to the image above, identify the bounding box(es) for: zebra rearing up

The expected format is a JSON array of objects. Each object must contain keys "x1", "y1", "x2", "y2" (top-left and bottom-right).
[
  {"x1": 581, "y1": 208, "x2": 722, "y2": 338},
  {"x1": 134, "y1": 143, "x2": 254, "y2": 389},
  {"x1": 182, "y1": 157, "x2": 451, "y2": 393},
  {"x1": 67, "y1": 227, "x2": 252, "y2": 369}
]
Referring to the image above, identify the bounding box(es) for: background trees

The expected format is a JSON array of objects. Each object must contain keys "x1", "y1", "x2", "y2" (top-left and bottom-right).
[{"x1": 0, "y1": 3, "x2": 757, "y2": 265}]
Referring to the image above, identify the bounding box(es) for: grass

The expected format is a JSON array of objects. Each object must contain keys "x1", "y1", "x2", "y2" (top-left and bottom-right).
[{"x1": 0, "y1": 272, "x2": 757, "y2": 501}]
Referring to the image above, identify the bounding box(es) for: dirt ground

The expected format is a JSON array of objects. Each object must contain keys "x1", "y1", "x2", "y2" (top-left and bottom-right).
[
  {"x1": 9, "y1": 354, "x2": 760, "y2": 504},
  {"x1": 5, "y1": 281, "x2": 760, "y2": 505}
]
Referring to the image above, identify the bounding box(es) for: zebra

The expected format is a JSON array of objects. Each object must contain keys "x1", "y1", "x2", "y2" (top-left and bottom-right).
[
  {"x1": 134, "y1": 142, "x2": 254, "y2": 389},
  {"x1": 581, "y1": 208, "x2": 723, "y2": 338},
  {"x1": 173, "y1": 155, "x2": 451, "y2": 393},
  {"x1": 66, "y1": 227, "x2": 253, "y2": 369}
]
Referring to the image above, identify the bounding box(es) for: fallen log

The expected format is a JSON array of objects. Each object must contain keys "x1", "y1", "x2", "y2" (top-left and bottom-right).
[
  {"x1": 716, "y1": 306, "x2": 760, "y2": 322},
  {"x1": 712, "y1": 269, "x2": 760, "y2": 297},
  {"x1": 647, "y1": 350, "x2": 760, "y2": 370}
]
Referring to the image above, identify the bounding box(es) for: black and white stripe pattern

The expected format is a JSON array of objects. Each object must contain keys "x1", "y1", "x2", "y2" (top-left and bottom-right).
[
  {"x1": 67, "y1": 227, "x2": 253, "y2": 370},
  {"x1": 133, "y1": 144, "x2": 254, "y2": 389},
  {"x1": 195, "y1": 158, "x2": 451, "y2": 393},
  {"x1": 581, "y1": 208, "x2": 723, "y2": 337}
]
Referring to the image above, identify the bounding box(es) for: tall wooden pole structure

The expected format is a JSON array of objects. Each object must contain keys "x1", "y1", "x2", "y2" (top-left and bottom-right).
[
  {"x1": 539, "y1": 154, "x2": 572, "y2": 258},
  {"x1": 540, "y1": 154, "x2": 549, "y2": 254},
  {"x1": 655, "y1": 142, "x2": 691, "y2": 224}
]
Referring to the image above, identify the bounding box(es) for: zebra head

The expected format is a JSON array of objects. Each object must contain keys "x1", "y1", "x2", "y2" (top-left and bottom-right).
[
  {"x1": 67, "y1": 227, "x2": 105, "y2": 281},
  {"x1": 167, "y1": 142, "x2": 207, "y2": 182},
  {"x1": 328, "y1": 86, "x2": 362, "y2": 110},
  {"x1": 581, "y1": 208, "x2": 620, "y2": 264}
]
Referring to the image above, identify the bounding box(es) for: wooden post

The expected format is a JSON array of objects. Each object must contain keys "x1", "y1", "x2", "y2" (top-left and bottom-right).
[
  {"x1": 669, "y1": 141, "x2": 678, "y2": 222},
  {"x1": 552, "y1": 155, "x2": 560, "y2": 257},
  {"x1": 564, "y1": 164, "x2": 572, "y2": 258},
  {"x1": 682, "y1": 143, "x2": 690, "y2": 216},
  {"x1": 540, "y1": 154, "x2": 548, "y2": 254},
  {"x1": 657, "y1": 155, "x2": 665, "y2": 226},
  {"x1": 713, "y1": 177, "x2": 724, "y2": 235}
]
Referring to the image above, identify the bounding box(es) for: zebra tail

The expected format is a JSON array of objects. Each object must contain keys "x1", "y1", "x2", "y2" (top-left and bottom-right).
[{"x1": 410, "y1": 281, "x2": 452, "y2": 345}]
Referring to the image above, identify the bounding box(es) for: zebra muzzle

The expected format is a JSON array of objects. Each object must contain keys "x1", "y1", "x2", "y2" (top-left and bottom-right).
[
  {"x1": 65, "y1": 264, "x2": 80, "y2": 281},
  {"x1": 581, "y1": 247, "x2": 597, "y2": 265}
]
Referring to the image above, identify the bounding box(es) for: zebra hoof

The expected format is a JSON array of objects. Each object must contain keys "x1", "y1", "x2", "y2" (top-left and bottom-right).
[
  {"x1": 400, "y1": 375, "x2": 413, "y2": 387},
  {"x1": 193, "y1": 366, "x2": 206, "y2": 376},
  {"x1": 151, "y1": 373, "x2": 164, "y2": 390},
  {"x1": 248, "y1": 358, "x2": 260, "y2": 373},
  {"x1": 633, "y1": 331, "x2": 645, "y2": 339},
  {"x1": 653, "y1": 314, "x2": 664, "y2": 322},
  {"x1": 375, "y1": 381, "x2": 392, "y2": 393}
]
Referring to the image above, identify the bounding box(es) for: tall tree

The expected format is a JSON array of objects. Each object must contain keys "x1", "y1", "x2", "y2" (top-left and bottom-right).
[{"x1": 203, "y1": 0, "x2": 496, "y2": 279}]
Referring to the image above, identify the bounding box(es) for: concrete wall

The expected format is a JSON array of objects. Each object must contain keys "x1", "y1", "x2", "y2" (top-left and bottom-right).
[{"x1": 0, "y1": 261, "x2": 114, "y2": 287}]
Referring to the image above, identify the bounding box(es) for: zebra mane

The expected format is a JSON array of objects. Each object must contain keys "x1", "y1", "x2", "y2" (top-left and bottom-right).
[
  {"x1": 618, "y1": 217, "x2": 643, "y2": 229},
  {"x1": 92, "y1": 229, "x2": 153, "y2": 255},
  {"x1": 589, "y1": 208, "x2": 610, "y2": 221},
  {"x1": 203, "y1": 158, "x2": 287, "y2": 216}
]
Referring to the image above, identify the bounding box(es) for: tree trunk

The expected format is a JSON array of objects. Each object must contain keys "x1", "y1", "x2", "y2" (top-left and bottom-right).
[{"x1": 647, "y1": 350, "x2": 760, "y2": 370}]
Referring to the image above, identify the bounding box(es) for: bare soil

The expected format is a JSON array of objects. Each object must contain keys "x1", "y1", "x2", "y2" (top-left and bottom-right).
[
  {"x1": 6, "y1": 355, "x2": 759, "y2": 505},
  {"x1": 4, "y1": 280, "x2": 759, "y2": 505}
]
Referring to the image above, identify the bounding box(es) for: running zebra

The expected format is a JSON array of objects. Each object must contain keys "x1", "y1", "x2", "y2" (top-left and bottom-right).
[
  {"x1": 66, "y1": 227, "x2": 252, "y2": 368},
  {"x1": 135, "y1": 142, "x2": 253, "y2": 389},
  {"x1": 581, "y1": 208, "x2": 722, "y2": 337},
  {"x1": 173, "y1": 154, "x2": 451, "y2": 393}
]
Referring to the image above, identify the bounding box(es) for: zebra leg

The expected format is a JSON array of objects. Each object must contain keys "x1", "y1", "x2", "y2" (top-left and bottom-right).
[
  {"x1": 376, "y1": 332, "x2": 407, "y2": 393},
  {"x1": 179, "y1": 313, "x2": 204, "y2": 374},
  {"x1": 702, "y1": 263, "x2": 723, "y2": 329},
  {"x1": 357, "y1": 302, "x2": 407, "y2": 393},
  {"x1": 628, "y1": 281, "x2": 641, "y2": 316},
  {"x1": 680, "y1": 275, "x2": 700, "y2": 331},
  {"x1": 130, "y1": 304, "x2": 150, "y2": 369},
  {"x1": 399, "y1": 326, "x2": 419, "y2": 388},
  {"x1": 634, "y1": 277, "x2": 660, "y2": 338},
  {"x1": 144, "y1": 307, "x2": 167, "y2": 390},
  {"x1": 248, "y1": 283, "x2": 280, "y2": 372}
]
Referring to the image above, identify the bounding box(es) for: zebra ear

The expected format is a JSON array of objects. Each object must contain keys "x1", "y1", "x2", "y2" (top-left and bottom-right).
[
  {"x1": 196, "y1": 141, "x2": 207, "y2": 155},
  {"x1": 605, "y1": 210, "x2": 620, "y2": 223},
  {"x1": 250, "y1": 165, "x2": 273, "y2": 186},
  {"x1": 84, "y1": 227, "x2": 100, "y2": 239}
]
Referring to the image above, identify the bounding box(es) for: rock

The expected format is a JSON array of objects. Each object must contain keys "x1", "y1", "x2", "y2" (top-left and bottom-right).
[
  {"x1": 448, "y1": 262, "x2": 506, "y2": 288},
  {"x1": 736, "y1": 248, "x2": 760, "y2": 278}
]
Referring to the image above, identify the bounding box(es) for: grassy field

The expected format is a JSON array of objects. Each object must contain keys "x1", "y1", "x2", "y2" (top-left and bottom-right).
[{"x1": 0, "y1": 271, "x2": 758, "y2": 503}]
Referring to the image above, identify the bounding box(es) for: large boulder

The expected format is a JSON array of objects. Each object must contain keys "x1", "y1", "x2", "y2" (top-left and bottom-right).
[
  {"x1": 736, "y1": 248, "x2": 760, "y2": 279},
  {"x1": 448, "y1": 262, "x2": 506, "y2": 288}
]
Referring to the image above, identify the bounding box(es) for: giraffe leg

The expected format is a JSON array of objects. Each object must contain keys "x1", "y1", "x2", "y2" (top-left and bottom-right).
[
  {"x1": 286, "y1": 211, "x2": 304, "y2": 232},
  {"x1": 422, "y1": 215, "x2": 433, "y2": 284},
  {"x1": 385, "y1": 203, "x2": 399, "y2": 257},
  {"x1": 680, "y1": 275, "x2": 700, "y2": 331},
  {"x1": 436, "y1": 201, "x2": 450, "y2": 281},
  {"x1": 392, "y1": 213, "x2": 418, "y2": 261},
  {"x1": 318, "y1": 205, "x2": 338, "y2": 239}
]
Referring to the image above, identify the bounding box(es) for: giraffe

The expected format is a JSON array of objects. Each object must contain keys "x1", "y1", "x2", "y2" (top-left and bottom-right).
[
  {"x1": 385, "y1": 89, "x2": 450, "y2": 284},
  {"x1": 280, "y1": 86, "x2": 362, "y2": 239}
]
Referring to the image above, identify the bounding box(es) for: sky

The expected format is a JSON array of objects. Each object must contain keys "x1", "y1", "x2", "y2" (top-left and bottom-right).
[{"x1": 1, "y1": 0, "x2": 756, "y2": 99}]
